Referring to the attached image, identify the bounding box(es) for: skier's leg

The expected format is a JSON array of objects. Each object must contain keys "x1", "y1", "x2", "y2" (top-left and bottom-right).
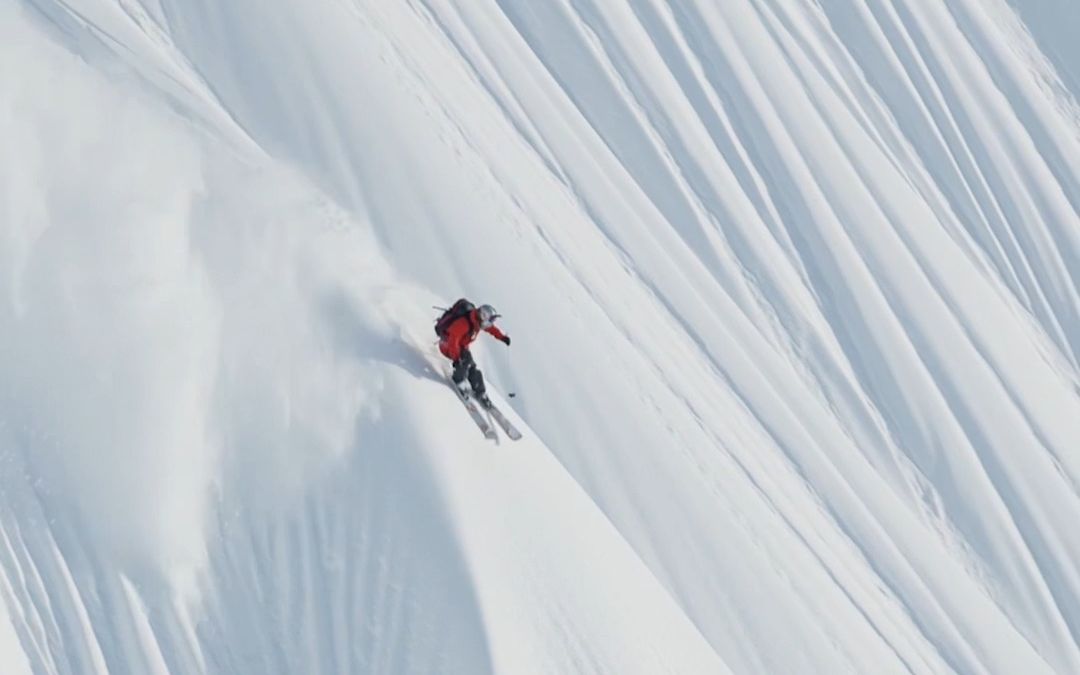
[
  {"x1": 466, "y1": 360, "x2": 491, "y2": 408},
  {"x1": 452, "y1": 350, "x2": 475, "y2": 397},
  {"x1": 451, "y1": 350, "x2": 471, "y2": 383},
  {"x1": 467, "y1": 363, "x2": 485, "y2": 396}
]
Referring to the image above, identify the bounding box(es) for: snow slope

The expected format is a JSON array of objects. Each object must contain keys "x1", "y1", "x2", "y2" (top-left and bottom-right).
[{"x1": 2, "y1": 0, "x2": 1079, "y2": 673}]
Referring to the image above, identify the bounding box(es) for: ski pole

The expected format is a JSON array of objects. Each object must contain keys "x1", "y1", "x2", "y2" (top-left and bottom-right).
[{"x1": 506, "y1": 344, "x2": 516, "y2": 398}]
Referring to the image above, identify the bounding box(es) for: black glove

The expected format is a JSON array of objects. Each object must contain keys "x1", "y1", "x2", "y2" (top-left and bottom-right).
[{"x1": 501, "y1": 335, "x2": 511, "y2": 346}]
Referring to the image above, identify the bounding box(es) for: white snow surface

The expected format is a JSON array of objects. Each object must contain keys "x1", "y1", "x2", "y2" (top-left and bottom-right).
[{"x1": 1, "y1": 0, "x2": 1079, "y2": 673}]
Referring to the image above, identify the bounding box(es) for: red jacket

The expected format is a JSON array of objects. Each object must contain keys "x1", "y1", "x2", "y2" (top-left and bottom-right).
[{"x1": 439, "y1": 309, "x2": 507, "y2": 361}]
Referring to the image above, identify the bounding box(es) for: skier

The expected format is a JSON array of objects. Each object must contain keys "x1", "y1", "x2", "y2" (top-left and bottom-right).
[{"x1": 435, "y1": 300, "x2": 511, "y2": 409}]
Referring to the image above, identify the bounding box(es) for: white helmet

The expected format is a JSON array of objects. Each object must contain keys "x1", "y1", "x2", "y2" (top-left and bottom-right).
[{"x1": 477, "y1": 304, "x2": 499, "y2": 328}]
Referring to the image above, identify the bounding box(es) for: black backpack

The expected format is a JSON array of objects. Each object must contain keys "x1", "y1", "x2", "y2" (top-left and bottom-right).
[{"x1": 434, "y1": 299, "x2": 475, "y2": 337}]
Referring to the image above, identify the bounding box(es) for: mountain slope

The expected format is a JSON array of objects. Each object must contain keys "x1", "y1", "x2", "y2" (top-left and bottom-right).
[{"x1": 2, "y1": 0, "x2": 1079, "y2": 673}]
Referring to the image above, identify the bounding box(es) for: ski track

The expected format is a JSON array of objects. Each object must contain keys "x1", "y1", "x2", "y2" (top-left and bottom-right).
[{"x1": 2, "y1": 0, "x2": 1079, "y2": 673}]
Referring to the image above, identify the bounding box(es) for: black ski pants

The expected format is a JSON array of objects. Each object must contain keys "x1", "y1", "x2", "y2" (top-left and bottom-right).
[{"x1": 451, "y1": 349, "x2": 485, "y2": 395}]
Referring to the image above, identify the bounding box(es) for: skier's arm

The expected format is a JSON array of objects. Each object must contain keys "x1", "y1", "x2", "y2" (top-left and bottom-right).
[{"x1": 485, "y1": 325, "x2": 510, "y2": 345}]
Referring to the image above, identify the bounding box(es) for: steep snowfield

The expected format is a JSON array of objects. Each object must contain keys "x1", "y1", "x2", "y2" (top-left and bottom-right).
[{"x1": 2, "y1": 0, "x2": 1079, "y2": 673}]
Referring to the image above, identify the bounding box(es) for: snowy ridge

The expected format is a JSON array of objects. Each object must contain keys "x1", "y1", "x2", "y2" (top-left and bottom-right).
[{"x1": 2, "y1": 0, "x2": 1079, "y2": 673}]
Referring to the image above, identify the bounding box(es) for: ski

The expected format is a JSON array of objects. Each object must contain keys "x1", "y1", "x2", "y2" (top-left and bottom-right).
[
  {"x1": 446, "y1": 372, "x2": 497, "y2": 440},
  {"x1": 486, "y1": 404, "x2": 522, "y2": 441}
]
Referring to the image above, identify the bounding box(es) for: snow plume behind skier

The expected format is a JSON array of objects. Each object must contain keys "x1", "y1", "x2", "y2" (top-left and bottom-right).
[{"x1": 435, "y1": 300, "x2": 510, "y2": 409}]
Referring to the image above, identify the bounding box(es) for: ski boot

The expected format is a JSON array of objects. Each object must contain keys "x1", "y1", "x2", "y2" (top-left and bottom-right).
[{"x1": 475, "y1": 392, "x2": 493, "y2": 409}]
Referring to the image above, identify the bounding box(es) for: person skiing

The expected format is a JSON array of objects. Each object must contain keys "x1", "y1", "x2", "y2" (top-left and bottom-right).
[{"x1": 435, "y1": 300, "x2": 510, "y2": 408}]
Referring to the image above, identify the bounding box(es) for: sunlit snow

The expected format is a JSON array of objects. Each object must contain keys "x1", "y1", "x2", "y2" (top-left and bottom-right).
[{"x1": 1, "y1": 0, "x2": 1078, "y2": 673}]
